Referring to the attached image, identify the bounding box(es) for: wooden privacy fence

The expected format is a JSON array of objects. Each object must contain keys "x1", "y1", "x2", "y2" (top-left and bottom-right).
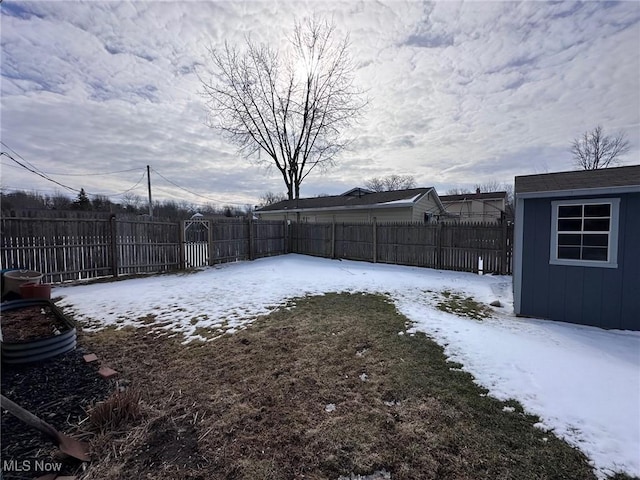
[
  {"x1": 1, "y1": 216, "x2": 512, "y2": 284},
  {"x1": 1, "y1": 216, "x2": 181, "y2": 283},
  {"x1": 290, "y1": 220, "x2": 513, "y2": 274},
  {"x1": 1, "y1": 216, "x2": 287, "y2": 283}
]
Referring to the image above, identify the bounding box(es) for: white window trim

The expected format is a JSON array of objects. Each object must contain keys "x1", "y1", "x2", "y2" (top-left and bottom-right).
[{"x1": 550, "y1": 198, "x2": 620, "y2": 268}]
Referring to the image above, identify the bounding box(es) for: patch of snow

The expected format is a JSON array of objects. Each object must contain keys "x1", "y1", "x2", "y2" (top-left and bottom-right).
[
  {"x1": 534, "y1": 422, "x2": 552, "y2": 432},
  {"x1": 338, "y1": 470, "x2": 391, "y2": 480},
  {"x1": 502, "y1": 406, "x2": 516, "y2": 413},
  {"x1": 55, "y1": 254, "x2": 640, "y2": 478},
  {"x1": 325, "y1": 403, "x2": 336, "y2": 413}
]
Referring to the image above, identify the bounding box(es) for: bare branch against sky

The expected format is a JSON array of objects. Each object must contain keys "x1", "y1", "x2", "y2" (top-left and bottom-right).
[
  {"x1": 364, "y1": 174, "x2": 416, "y2": 191},
  {"x1": 571, "y1": 125, "x2": 631, "y2": 170},
  {"x1": 200, "y1": 16, "x2": 366, "y2": 200}
]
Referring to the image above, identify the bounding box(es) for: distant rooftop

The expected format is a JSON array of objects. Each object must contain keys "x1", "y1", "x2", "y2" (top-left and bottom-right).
[
  {"x1": 439, "y1": 191, "x2": 507, "y2": 202},
  {"x1": 256, "y1": 187, "x2": 434, "y2": 212}
]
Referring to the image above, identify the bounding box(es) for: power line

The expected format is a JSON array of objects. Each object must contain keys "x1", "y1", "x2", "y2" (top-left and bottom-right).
[
  {"x1": 1, "y1": 146, "x2": 251, "y2": 206},
  {"x1": 42, "y1": 167, "x2": 144, "y2": 177},
  {"x1": 93, "y1": 170, "x2": 148, "y2": 197},
  {"x1": 0, "y1": 151, "x2": 80, "y2": 193},
  {"x1": 1, "y1": 142, "x2": 149, "y2": 199},
  {"x1": 1, "y1": 161, "x2": 145, "y2": 184},
  {"x1": 151, "y1": 167, "x2": 249, "y2": 206},
  {"x1": 0, "y1": 141, "x2": 44, "y2": 174}
]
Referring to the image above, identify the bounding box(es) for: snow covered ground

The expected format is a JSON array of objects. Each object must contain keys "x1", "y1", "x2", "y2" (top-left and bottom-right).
[{"x1": 55, "y1": 254, "x2": 640, "y2": 478}]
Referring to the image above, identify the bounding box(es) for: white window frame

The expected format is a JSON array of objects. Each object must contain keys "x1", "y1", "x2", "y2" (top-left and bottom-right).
[{"x1": 550, "y1": 198, "x2": 619, "y2": 268}]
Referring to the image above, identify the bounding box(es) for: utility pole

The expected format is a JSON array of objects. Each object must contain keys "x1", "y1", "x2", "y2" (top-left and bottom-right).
[{"x1": 147, "y1": 165, "x2": 153, "y2": 219}]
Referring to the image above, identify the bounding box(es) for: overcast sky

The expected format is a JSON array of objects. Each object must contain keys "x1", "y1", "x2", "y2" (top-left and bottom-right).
[{"x1": 1, "y1": 1, "x2": 639, "y2": 208}]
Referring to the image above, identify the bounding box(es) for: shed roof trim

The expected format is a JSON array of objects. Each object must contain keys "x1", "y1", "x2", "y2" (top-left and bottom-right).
[{"x1": 515, "y1": 165, "x2": 640, "y2": 194}]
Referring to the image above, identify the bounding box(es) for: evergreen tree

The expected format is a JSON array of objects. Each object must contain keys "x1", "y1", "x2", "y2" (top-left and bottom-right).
[{"x1": 73, "y1": 188, "x2": 92, "y2": 210}]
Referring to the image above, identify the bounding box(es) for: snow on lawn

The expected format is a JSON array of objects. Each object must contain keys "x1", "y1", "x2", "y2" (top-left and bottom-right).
[{"x1": 55, "y1": 254, "x2": 640, "y2": 478}]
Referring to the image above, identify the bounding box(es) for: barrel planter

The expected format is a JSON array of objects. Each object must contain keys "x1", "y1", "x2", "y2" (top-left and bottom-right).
[
  {"x1": 19, "y1": 282, "x2": 52, "y2": 300},
  {"x1": 3, "y1": 270, "x2": 43, "y2": 297},
  {"x1": 1, "y1": 300, "x2": 77, "y2": 364}
]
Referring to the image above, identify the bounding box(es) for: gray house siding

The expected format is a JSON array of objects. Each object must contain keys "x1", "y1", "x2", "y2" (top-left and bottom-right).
[{"x1": 519, "y1": 192, "x2": 640, "y2": 330}]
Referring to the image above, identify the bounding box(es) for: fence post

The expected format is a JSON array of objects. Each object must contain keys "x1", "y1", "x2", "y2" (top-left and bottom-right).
[
  {"x1": 248, "y1": 216, "x2": 255, "y2": 261},
  {"x1": 283, "y1": 220, "x2": 288, "y2": 254},
  {"x1": 372, "y1": 217, "x2": 377, "y2": 263},
  {"x1": 207, "y1": 220, "x2": 214, "y2": 266},
  {"x1": 109, "y1": 214, "x2": 119, "y2": 278},
  {"x1": 331, "y1": 220, "x2": 336, "y2": 259},
  {"x1": 500, "y1": 219, "x2": 508, "y2": 275},
  {"x1": 290, "y1": 221, "x2": 296, "y2": 253},
  {"x1": 436, "y1": 221, "x2": 444, "y2": 270},
  {"x1": 179, "y1": 220, "x2": 186, "y2": 270}
]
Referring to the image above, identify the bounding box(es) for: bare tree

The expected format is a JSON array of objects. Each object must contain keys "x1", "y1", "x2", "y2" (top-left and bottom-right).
[
  {"x1": 91, "y1": 194, "x2": 113, "y2": 212},
  {"x1": 201, "y1": 17, "x2": 365, "y2": 200},
  {"x1": 571, "y1": 125, "x2": 630, "y2": 170},
  {"x1": 259, "y1": 191, "x2": 288, "y2": 207},
  {"x1": 445, "y1": 187, "x2": 472, "y2": 195},
  {"x1": 120, "y1": 193, "x2": 143, "y2": 212},
  {"x1": 364, "y1": 174, "x2": 416, "y2": 192}
]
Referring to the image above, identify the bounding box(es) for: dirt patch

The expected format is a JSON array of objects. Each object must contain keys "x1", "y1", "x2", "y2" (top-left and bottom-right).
[
  {"x1": 435, "y1": 290, "x2": 494, "y2": 320},
  {"x1": 125, "y1": 413, "x2": 205, "y2": 473}
]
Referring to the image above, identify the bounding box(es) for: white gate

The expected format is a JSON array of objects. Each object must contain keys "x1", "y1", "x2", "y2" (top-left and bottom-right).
[{"x1": 182, "y1": 217, "x2": 210, "y2": 268}]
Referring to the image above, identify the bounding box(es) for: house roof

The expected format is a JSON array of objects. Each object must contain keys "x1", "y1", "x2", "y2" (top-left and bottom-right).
[
  {"x1": 439, "y1": 191, "x2": 507, "y2": 202},
  {"x1": 515, "y1": 165, "x2": 640, "y2": 194},
  {"x1": 256, "y1": 187, "x2": 436, "y2": 213},
  {"x1": 341, "y1": 187, "x2": 374, "y2": 197}
]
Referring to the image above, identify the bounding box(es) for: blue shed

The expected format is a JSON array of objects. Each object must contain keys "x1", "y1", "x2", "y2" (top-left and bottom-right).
[{"x1": 513, "y1": 165, "x2": 640, "y2": 331}]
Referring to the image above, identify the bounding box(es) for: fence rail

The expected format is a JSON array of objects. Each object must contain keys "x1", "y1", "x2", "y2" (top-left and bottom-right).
[{"x1": 1, "y1": 216, "x2": 512, "y2": 285}]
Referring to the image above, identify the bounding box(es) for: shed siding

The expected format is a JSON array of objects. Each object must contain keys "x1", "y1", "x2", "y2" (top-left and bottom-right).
[
  {"x1": 520, "y1": 192, "x2": 640, "y2": 330},
  {"x1": 521, "y1": 198, "x2": 551, "y2": 318},
  {"x1": 620, "y1": 193, "x2": 640, "y2": 329}
]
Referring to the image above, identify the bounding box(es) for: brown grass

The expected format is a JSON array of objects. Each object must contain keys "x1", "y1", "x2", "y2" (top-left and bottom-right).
[
  {"x1": 77, "y1": 292, "x2": 602, "y2": 480},
  {"x1": 86, "y1": 388, "x2": 142, "y2": 434}
]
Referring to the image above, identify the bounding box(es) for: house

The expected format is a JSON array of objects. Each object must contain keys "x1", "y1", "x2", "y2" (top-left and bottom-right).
[
  {"x1": 513, "y1": 165, "x2": 640, "y2": 331},
  {"x1": 439, "y1": 189, "x2": 507, "y2": 223},
  {"x1": 255, "y1": 187, "x2": 446, "y2": 223}
]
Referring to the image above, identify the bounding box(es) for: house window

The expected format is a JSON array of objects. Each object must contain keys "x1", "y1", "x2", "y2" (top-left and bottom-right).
[{"x1": 550, "y1": 198, "x2": 619, "y2": 268}]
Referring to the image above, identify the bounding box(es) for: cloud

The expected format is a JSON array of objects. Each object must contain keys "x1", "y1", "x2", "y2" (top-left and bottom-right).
[{"x1": 1, "y1": 0, "x2": 638, "y2": 206}]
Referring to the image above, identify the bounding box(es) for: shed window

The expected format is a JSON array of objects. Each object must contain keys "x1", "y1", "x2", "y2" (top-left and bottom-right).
[{"x1": 550, "y1": 199, "x2": 619, "y2": 268}]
